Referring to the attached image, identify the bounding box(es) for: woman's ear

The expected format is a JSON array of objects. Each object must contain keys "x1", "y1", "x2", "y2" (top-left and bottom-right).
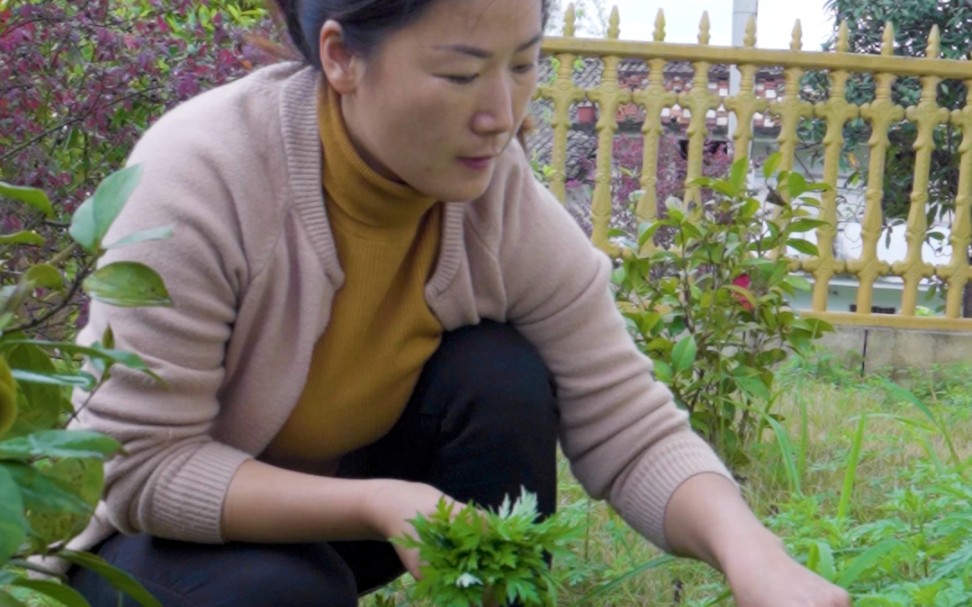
[{"x1": 319, "y1": 20, "x2": 359, "y2": 94}]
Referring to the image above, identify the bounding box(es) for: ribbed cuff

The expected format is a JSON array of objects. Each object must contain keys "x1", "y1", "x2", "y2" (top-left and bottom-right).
[
  {"x1": 149, "y1": 442, "x2": 252, "y2": 543},
  {"x1": 614, "y1": 432, "x2": 735, "y2": 552}
]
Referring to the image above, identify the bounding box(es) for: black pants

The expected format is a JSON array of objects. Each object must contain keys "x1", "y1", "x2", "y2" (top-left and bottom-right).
[{"x1": 70, "y1": 321, "x2": 559, "y2": 607}]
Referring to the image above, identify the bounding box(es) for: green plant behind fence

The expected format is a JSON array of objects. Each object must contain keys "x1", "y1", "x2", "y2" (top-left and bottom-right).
[{"x1": 613, "y1": 155, "x2": 833, "y2": 468}]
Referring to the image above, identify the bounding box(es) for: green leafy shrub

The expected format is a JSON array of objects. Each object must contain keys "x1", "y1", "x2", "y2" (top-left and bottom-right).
[
  {"x1": 395, "y1": 489, "x2": 578, "y2": 607},
  {"x1": 612, "y1": 155, "x2": 833, "y2": 468},
  {"x1": 0, "y1": 166, "x2": 169, "y2": 606}
]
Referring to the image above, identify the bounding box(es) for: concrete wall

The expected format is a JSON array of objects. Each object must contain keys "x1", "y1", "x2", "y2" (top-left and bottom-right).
[
  {"x1": 817, "y1": 326, "x2": 972, "y2": 374},
  {"x1": 788, "y1": 282, "x2": 945, "y2": 316}
]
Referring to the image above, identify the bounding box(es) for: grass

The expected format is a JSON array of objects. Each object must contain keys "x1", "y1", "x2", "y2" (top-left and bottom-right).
[{"x1": 363, "y1": 351, "x2": 972, "y2": 606}]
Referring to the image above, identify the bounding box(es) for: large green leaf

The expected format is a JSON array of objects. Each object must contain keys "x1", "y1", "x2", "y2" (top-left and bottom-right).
[
  {"x1": 0, "y1": 232, "x2": 45, "y2": 247},
  {"x1": 670, "y1": 335, "x2": 698, "y2": 375},
  {"x1": 0, "y1": 462, "x2": 92, "y2": 515},
  {"x1": 651, "y1": 359, "x2": 673, "y2": 383},
  {"x1": 83, "y1": 262, "x2": 171, "y2": 307},
  {"x1": 735, "y1": 375, "x2": 771, "y2": 400},
  {"x1": 0, "y1": 182, "x2": 53, "y2": 218},
  {"x1": 11, "y1": 369, "x2": 96, "y2": 391},
  {"x1": 783, "y1": 275, "x2": 812, "y2": 292},
  {"x1": 0, "y1": 465, "x2": 26, "y2": 563},
  {"x1": 9, "y1": 579, "x2": 90, "y2": 607},
  {"x1": 786, "y1": 171, "x2": 810, "y2": 199},
  {"x1": 68, "y1": 197, "x2": 98, "y2": 252},
  {"x1": 61, "y1": 551, "x2": 163, "y2": 607},
  {"x1": 2, "y1": 345, "x2": 63, "y2": 438},
  {"x1": 1, "y1": 339, "x2": 147, "y2": 371},
  {"x1": 787, "y1": 238, "x2": 819, "y2": 256},
  {"x1": 104, "y1": 225, "x2": 173, "y2": 250},
  {"x1": 26, "y1": 458, "x2": 104, "y2": 548},
  {"x1": 728, "y1": 156, "x2": 748, "y2": 193},
  {"x1": 69, "y1": 165, "x2": 144, "y2": 254},
  {"x1": 762, "y1": 151, "x2": 782, "y2": 180},
  {"x1": 787, "y1": 218, "x2": 830, "y2": 234},
  {"x1": 0, "y1": 430, "x2": 121, "y2": 461},
  {"x1": 22, "y1": 265, "x2": 64, "y2": 291},
  {"x1": 0, "y1": 589, "x2": 27, "y2": 607},
  {"x1": 93, "y1": 166, "x2": 143, "y2": 244}
]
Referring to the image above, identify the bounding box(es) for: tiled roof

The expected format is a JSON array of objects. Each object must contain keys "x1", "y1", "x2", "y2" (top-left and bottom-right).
[{"x1": 529, "y1": 56, "x2": 790, "y2": 173}]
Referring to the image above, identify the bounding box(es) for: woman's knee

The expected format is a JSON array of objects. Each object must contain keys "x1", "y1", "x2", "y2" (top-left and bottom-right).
[
  {"x1": 212, "y1": 543, "x2": 358, "y2": 607},
  {"x1": 427, "y1": 320, "x2": 558, "y2": 429},
  {"x1": 72, "y1": 535, "x2": 359, "y2": 607}
]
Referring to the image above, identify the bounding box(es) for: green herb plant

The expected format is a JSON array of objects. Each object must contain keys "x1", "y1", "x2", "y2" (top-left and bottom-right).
[
  {"x1": 0, "y1": 166, "x2": 169, "y2": 607},
  {"x1": 612, "y1": 154, "x2": 834, "y2": 469},
  {"x1": 395, "y1": 488, "x2": 578, "y2": 607}
]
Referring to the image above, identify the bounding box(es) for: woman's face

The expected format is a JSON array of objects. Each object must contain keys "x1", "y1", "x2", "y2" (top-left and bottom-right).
[{"x1": 329, "y1": 0, "x2": 543, "y2": 201}]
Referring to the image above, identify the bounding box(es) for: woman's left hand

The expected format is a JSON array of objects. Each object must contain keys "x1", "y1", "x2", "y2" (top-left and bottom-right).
[
  {"x1": 663, "y1": 473, "x2": 851, "y2": 607},
  {"x1": 723, "y1": 545, "x2": 851, "y2": 607}
]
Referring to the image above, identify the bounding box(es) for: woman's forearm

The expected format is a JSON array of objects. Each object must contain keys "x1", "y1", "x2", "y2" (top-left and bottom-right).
[
  {"x1": 221, "y1": 459, "x2": 386, "y2": 542},
  {"x1": 223, "y1": 458, "x2": 451, "y2": 545},
  {"x1": 662, "y1": 472, "x2": 785, "y2": 572},
  {"x1": 222, "y1": 460, "x2": 452, "y2": 578}
]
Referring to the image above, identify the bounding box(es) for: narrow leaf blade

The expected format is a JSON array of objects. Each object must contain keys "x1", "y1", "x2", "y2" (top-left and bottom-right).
[
  {"x1": 0, "y1": 231, "x2": 45, "y2": 246},
  {"x1": 61, "y1": 550, "x2": 163, "y2": 607}
]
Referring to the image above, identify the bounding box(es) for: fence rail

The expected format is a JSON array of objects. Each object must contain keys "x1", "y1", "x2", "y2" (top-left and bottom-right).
[{"x1": 535, "y1": 4, "x2": 972, "y2": 330}]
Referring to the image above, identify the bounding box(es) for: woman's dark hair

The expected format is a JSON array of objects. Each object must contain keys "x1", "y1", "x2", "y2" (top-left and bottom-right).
[{"x1": 270, "y1": 0, "x2": 550, "y2": 69}]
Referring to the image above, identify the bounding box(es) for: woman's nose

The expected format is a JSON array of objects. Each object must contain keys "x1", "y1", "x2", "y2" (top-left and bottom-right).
[{"x1": 472, "y1": 79, "x2": 514, "y2": 136}]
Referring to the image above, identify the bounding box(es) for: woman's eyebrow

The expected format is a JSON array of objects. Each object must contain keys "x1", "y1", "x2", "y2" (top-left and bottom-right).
[{"x1": 432, "y1": 32, "x2": 543, "y2": 59}]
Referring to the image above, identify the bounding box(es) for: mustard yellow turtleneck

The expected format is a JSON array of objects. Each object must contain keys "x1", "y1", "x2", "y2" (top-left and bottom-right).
[{"x1": 263, "y1": 84, "x2": 444, "y2": 468}]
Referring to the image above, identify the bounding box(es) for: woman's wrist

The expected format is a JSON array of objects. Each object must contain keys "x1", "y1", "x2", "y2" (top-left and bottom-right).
[
  {"x1": 360, "y1": 478, "x2": 404, "y2": 539},
  {"x1": 714, "y1": 524, "x2": 789, "y2": 579},
  {"x1": 359, "y1": 478, "x2": 447, "y2": 541}
]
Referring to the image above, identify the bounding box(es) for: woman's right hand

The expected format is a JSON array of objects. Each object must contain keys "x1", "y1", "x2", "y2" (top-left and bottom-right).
[
  {"x1": 363, "y1": 479, "x2": 461, "y2": 579},
  {"x1": 223, "y1": 462, "x2": 461, "y2": 579}
]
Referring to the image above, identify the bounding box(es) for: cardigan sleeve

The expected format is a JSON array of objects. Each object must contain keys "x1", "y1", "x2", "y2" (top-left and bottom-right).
[
  {"x1": 491, "y1": 153, "x2": 735, "y2": 552},
  {"x1": 70, "y1": 98, "x2": 270, "y2": 543}
]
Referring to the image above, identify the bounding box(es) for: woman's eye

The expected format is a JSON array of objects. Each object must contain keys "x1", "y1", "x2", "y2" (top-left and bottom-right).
[
  {"x1": 444, "y1": 74, "x2": 478, "y2": 84},
  {"x1": 512, "y1": 63, "x2": 536, "y2": 75}
]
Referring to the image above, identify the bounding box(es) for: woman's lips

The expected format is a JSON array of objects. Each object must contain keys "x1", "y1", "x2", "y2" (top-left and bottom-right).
[{"x1": 458, "y1": 156, "x2": 494, "y2": 171}]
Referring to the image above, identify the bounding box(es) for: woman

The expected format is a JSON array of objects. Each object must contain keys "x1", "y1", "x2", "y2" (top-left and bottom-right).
[{"x1": 68, "y1": 0, "x2": 851, "y2": 605}]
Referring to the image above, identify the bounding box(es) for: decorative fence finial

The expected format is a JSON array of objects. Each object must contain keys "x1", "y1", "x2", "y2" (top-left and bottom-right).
[
  {"x1": 927, "y1": 25, "x2": 941, "y2": 58},
  {"x1": 791, "y1": 20, "x2": 803, "y2": 51},
  {"x1": 699, "y1": 11, "x2": 711, "y2": 45},
  {"x1": 881, "y1": 22, "x2": 894, "y2": 56},
  {"x1": 653, "y1": 9, "x2": 666, "y2": 42},
  {"x1": 608, "y1": 5, "x2": 620, "y2": 40},
  {"x1": 837, "y1": 20, "x2": 849, "y2": 52},
  {"x1": 744, "y1": 14, "x2": 757, "y2": 48},
  {"x1": 564, "y1": 3, "x2": 576, "y2": 37}
]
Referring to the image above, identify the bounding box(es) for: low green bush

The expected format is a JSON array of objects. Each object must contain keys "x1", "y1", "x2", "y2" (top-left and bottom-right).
[{"x1": 0, "y1": 167, "x2": 169, "y2": 606}]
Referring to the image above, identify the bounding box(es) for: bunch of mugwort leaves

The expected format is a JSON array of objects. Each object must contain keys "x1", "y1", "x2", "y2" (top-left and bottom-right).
[{"x1": 395, "y1": 489, "x2": 578, "y2": 607}]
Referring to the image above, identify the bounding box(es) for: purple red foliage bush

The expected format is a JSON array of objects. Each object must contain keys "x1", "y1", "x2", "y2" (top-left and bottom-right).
[
  {"x1": 567, "y1": 130, "x2": 732, "y2": 238},
  {"x1": 0, "y1": 0, "x2": 276, "y2": 213},
  {"x1": 1, "y1": 0, "x2": 278, "y2": 332}
]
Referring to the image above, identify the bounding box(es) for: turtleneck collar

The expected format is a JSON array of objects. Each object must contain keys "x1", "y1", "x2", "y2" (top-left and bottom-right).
[{"x1": 317, "y1": 83, "x2": 437, "y2": 230}]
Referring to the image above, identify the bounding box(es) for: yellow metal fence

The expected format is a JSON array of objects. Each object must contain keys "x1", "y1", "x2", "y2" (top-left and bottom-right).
[{"x1": 536, "y1": 4, "x2": 972, "y2": 331}]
